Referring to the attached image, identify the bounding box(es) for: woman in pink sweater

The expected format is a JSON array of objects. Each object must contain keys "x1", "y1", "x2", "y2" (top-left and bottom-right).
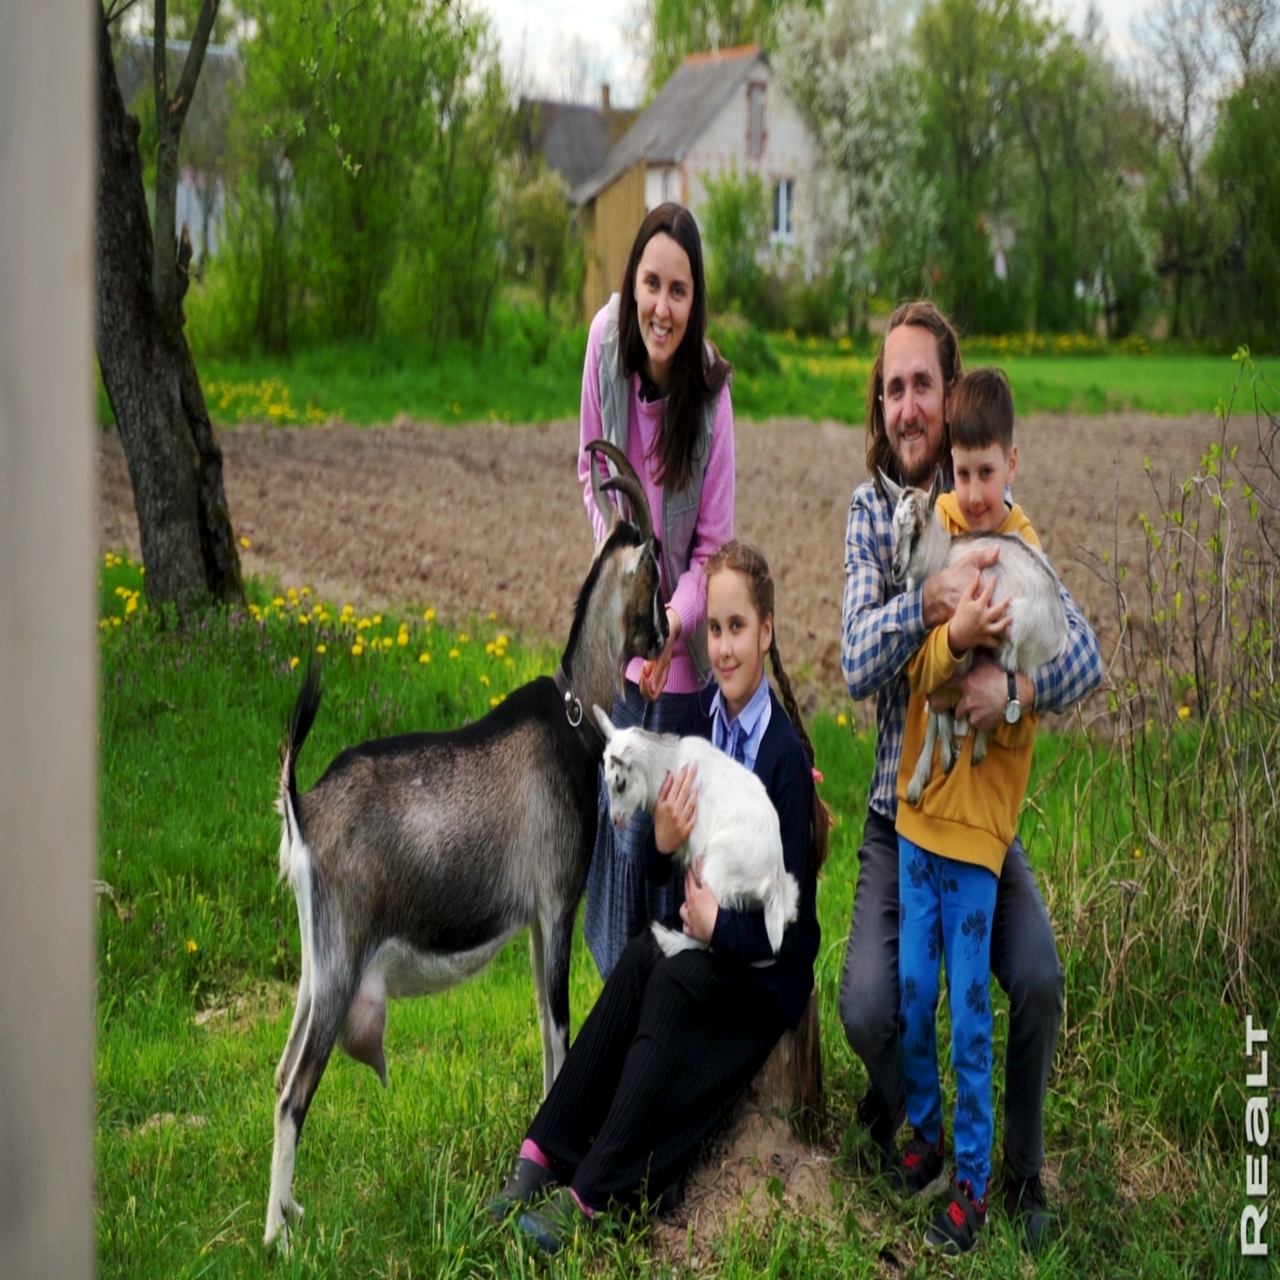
[{"x1": 577, "y1": 203, "x2": 736, "y2": 979}]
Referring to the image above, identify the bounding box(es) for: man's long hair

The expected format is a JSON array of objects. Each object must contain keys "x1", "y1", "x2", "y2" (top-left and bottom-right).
[
  {"x1": 865, "y1": 301, "x2": 962, "y2": 494},
  {"x1": 618, "y1": 203, "x2": 731, "y2": 493}
]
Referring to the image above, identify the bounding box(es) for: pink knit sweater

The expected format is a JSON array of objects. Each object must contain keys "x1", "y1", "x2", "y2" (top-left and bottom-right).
[{"x1": 576, "y1": 304, "x2": 736, "y2": 694}]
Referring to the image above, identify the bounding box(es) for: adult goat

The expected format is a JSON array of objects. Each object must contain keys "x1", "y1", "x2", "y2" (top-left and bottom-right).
[
  {"x1": 265, "y1": 440, "x2": 666, "y2": 1249},
  {"x1": 880, "y1": 467, "x2": 1066, "y2": 804}
]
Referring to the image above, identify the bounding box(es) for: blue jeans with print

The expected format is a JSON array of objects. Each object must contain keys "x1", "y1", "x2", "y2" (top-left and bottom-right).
[{"x1": 897, "y1": 835, "x2": 998, "y2": 1200}]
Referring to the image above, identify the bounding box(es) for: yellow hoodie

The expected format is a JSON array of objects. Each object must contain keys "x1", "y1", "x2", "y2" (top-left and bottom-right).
[{"x1": 895, "y1": 492, "x2": 1042, "y2": 877}]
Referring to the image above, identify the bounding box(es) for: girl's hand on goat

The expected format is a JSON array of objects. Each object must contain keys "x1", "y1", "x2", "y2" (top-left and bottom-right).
[
  {"x1": 922, "y1": 543, "x2": 1001, "y2": 628},
  {"x1": 654, "y1": 764, "x2": 698, "y2": 854},
  {"x1": 639, "y1": 609, "x2": 681, "y2": 701},
  {"x1": 680, "y1": 864, "x2": 719, "y2": 943},
  {"x1": 946, "y1": 573, "x2": 1010, "y2": 654}
]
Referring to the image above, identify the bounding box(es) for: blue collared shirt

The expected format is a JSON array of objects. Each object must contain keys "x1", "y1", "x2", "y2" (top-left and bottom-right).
[
  {"x1": 710, "y1": 672, "x2": 773, "y2": 774},
  {"x1": 841, "y1": 477, "x2": 1103, "y2": 821}
]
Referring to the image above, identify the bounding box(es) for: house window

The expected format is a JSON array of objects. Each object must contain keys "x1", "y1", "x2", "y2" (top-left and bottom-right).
[
  {"x1": 748, "y1": 83, "x2": 765, "y2": 158},
  {"x1": 772, "y1": 179, "x2": 794, "y2": 244}
]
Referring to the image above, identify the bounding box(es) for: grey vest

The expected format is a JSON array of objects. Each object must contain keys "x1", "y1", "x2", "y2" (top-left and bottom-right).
[{"x1": 596, "y1": 293, "x2": 721, "y2": 682}]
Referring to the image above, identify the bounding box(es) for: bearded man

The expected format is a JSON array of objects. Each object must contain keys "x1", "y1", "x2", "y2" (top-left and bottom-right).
[{"x1": 837, "y1": 301, "x2": 1102, "y2": 1250}]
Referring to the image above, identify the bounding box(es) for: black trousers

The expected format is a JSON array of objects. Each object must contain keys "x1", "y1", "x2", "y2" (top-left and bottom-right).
[{"x1": 527, "y1": 930, "x2": 787, "y2": 1208}]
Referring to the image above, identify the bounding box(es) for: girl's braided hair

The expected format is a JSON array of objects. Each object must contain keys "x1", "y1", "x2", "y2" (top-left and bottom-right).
[{"x1": 705, "y1": 540, "x2": 832, "y2": 874}]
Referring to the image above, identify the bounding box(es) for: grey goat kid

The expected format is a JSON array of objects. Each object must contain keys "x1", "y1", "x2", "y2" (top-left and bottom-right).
[
  {"x1": 592, "y1": 708, "x2": 800, "y2": 958},
  {"x1": 880, "y1": 466, "x2": 1067, "y2": 804},
  {"x1": 265, "y1": 440, "x2": 667, "y2": 1250}
]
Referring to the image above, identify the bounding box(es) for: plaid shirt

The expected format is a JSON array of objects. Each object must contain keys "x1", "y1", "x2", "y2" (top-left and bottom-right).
[{"x1": 842, "y1": 478, "x2": 1103, "y2": 822}]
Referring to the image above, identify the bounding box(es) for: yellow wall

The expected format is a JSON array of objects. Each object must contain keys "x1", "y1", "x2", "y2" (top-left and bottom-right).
[{"x1": 581, "y1": 162, "x2": 646, "y2": 322}]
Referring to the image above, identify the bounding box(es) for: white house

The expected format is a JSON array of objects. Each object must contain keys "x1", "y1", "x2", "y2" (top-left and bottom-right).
[{"x1": 572, "y1": 46, "x2": 821, "y2": 320}]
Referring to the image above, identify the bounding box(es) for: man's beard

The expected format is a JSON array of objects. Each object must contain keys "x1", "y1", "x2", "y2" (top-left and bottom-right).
[{"x1": 897, "y1": 451, "x2": 942, "y2": 489}]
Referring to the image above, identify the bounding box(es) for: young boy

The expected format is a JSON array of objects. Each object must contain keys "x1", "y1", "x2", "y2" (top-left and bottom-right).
[{"x1": 890, "y1": 368, "x2": 1048, "y2": 1254}]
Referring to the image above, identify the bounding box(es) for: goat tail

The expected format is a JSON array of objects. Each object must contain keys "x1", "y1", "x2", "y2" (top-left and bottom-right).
[
  {"x1": 764, "y1": 872, "x2": 801, "y2": 955},
  {"x1": 277, "y1": 661, "x2": 323, "y2": 880}
]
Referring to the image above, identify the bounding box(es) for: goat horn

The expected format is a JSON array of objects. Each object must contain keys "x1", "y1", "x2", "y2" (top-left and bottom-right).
[{"x1": 585, "y1": 439, "x2": 654, "y2": 544}]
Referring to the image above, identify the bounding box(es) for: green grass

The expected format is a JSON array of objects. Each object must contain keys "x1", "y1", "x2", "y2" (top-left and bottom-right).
[
  {"x1": 94, "y1": 332, "x2": 1280, "y2": 428},
  {"x1": 94, "y1": 555, "x2": 1267, "y2": 1278}
]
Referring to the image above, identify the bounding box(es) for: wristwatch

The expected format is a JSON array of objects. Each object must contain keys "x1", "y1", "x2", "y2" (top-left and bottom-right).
[{"x1": 1005, "y1": 670, "x2": 1022, "y2": 724}]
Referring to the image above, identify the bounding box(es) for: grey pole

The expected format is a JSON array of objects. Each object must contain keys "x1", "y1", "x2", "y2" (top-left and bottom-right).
[{"x1": 0, "y1": 0, "x2": 95, "y2": 1276}]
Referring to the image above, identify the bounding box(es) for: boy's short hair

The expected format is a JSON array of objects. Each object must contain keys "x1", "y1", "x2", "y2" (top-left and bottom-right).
[{"x1": 949, "y1": 367, "x2": 1014, "y2": 453}]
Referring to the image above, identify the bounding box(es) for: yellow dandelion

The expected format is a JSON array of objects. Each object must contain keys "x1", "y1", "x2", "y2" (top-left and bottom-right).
[
  {"x1": 480, "y1": 674, "x2": 490, "y2": 686},
  {"x1": 488, "y1": 611, "x2": 498, "y2": 622},
  {"x1": 1134, "y1": 847, "x2": 1144, "y2": 859},
  {"x1": 496, "y1": 634, "x2": 508, "y2": 647},
  {"x1": 505, "y1": 657, "x2": 515, "y2": 668},
  {"x1": 289, "y1": 656, "x2": 300, "y2": 671},
  {"x1": 341, "y1": 603, "x2": 355, "y2": 618},
  {"x1": 381, "y1": 636, "x2": 393, "y2": 651},
  {"x1": 449, "y1": 648, "x2": 460, "y2": 660},
  {"x1": 125, "y1": 596, "x2": 138, "y2": 615},
  {"x1": 139, "y1": 566, "x2": 145, "y2": 575},
  {"x1": 352, "y1": 642, "x2": 364, "y2": 656},
  {"x1": 1177, "y1": 705, "x2": 1191, "y2": 720},
  {"x1": 424, "y1": 608, "x2": 436, "y2": 621},
  {"x1": 185, "y1": 939, "x2": 198, "y2": 954},
  {"x1": 837, "y1": 713, "x2": 848, "y2": 728},
  {"x1": 319, "y1": 611, "x2": 330, "y2": 624},
  {"x1": 373, "y1": 614, "x2": 382, "y2": 626},
  {"x1": 485, "y1": 642, "x2": 497, "y2": 656},
  {"x1": 357, "y1": 618, "x2": 371, "y2": 631},
  {"x1": 111, "y1": 617, "x2": 122, "y2": 627},
  {"x1": 300, "y1": 586, "x2": 310, "y2": 597},
  {"x1": 490, "y1": 696, "x2": 501, "y2": 707},
  {"x1": 458, "y1": 633, "x2": 470, "y2": 644},
  {"x1": 99, "y1": 618, "x2": 109, "y2": 629},
  {"x1": 286, "y1": 587, "x2": 298, "y2": 601},
  {"x1": 298, "y1": 614, "x2": 309, "y2": 626},
  {"x1": 419, "y1": 652, "x2": 431, "y2": 664},
  {"x1": 316, "y1": 644, "x2": 327, "y2": 655},
  {"x1": 397, "y1": 633, "x2": 408, "y2": 646},
  {"x1": 273, "y1": 596, "x2": 285, "y2": 608}
]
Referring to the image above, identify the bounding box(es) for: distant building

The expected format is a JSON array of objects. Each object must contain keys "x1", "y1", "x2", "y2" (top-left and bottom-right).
[
  {"x1": 113, "y1": 34, "x2": 238, "y2": 258},
  {"x1": 518, "y1": 87, "x2": 637, "y2": 191},
  {"x1": 572, "y1": 46, "x2": 820, "y2": 321}
]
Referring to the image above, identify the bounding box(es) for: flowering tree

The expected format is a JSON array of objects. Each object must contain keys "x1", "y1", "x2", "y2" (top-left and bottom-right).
[
  {"x1": 96, "y1": 0, "x2": 243, "y2": 611},
  {"x1": 774, "y1": 0, "x2": 938, "y2": 329}
]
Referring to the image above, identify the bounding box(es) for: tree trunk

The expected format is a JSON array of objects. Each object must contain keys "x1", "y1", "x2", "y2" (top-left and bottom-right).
[
  {"x1": 749, "y1": 987, "x2": 824, "y2": 1137},
  {"x1": 94, "y1": 11, "x2": 242, "y2": 612}
]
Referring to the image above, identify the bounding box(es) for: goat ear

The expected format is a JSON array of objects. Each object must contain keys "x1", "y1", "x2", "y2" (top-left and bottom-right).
[
  {"x1": 592, "y1": 705, "x2": 615, "y2": 741},
  {"x1": 928, "y1": 465, "x2": 944, "y2": 510},
  {"x1": 878, "y1": 468, "x2": 903, "y2": 506}
]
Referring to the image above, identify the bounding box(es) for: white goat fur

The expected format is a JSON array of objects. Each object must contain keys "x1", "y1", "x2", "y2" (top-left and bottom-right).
[
  {"x1": 593, "y1": 707, "x2": 800, "y2": 957},
  {"x1": 880, "y1": 468, "x2": 1067, "y2": 803}
]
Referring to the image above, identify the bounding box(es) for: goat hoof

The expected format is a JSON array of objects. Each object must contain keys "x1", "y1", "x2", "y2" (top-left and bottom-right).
[{"x1": 906, "y1": 781, "x2": 924, "y2": 806}]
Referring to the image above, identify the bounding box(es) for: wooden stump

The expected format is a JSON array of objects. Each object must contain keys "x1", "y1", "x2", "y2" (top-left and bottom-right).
[{"x1": 748, "y1": 986, "x2": 823, "y2": 1136}]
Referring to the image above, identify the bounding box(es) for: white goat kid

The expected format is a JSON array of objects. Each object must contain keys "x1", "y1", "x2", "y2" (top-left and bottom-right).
[
  {"x1": 592, "y1": 707, "x2": 800, "y2": 957},
  {"x1": 880, "y1": 467, "x2": 1067, "y2": 805}
]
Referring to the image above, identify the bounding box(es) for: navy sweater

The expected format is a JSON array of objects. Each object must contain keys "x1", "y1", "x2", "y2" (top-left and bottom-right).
[{"x1": 642, "y1": 680, "x2": 821, "y2": 1028}]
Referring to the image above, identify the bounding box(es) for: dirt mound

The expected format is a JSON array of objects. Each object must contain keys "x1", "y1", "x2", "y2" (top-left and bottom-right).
[{"x1": 97, "y1": 411, "x2": 1243, "y2": 705}]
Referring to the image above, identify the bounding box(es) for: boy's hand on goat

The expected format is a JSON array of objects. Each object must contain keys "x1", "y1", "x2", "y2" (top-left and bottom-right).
[
  {"x1": 922, "y1": 542, "x2": 1001, "y2": 628},
  {"x1": 680, "y1": 865, "x2": 719, "y2": 943},
  {"x1": 946, "y1": 573, "x2": 1011, "y2": 654},
  {"x1": 639, "y1": 609, "x2": 681, "y2": 701},
  {"x1": 654, "y1": 764, "x2": 699, "y2": 854},
  {"x1": 951, "y1": 662, "x2": 1033, "y2": 735}
]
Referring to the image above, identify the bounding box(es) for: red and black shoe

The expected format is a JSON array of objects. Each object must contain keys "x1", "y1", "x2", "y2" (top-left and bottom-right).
[
  {"x1": 925, "y1": 1179, "x2": 987, "y2": 1255},
  {"x1": 887, "y1": 1126, "x2": 946, "y2": 1199}
]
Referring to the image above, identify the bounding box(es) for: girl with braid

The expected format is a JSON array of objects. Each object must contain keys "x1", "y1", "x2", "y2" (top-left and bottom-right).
[{"x1": 491, "y1": 541, "x2": 829, "y2": 1254}]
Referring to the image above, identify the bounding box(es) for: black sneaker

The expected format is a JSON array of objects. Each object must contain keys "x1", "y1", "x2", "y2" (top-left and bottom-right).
[
  {"x1": 489, "y1": 1156, "x2": 557, "y2": 1221},
  {"x1": 1003, "y1": 1168, "x2": 1052, "y2": 1252},
  {"x1": 887, "y1": 1126, "x2": 946, "y2": 1199},
  {"x1": 925, "y1": 1179, "x2": 987, "y2": 1255},
  {"x1": 848, "y1": 1089, "x2": 899, "y2": 1174},
  {"x1": 516, "y1": 1187, "x2": 594, "y2": 1255}
]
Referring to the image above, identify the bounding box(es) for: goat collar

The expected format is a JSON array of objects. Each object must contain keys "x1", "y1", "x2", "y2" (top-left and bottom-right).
[{"x1": 553, "y1": 667, "x2": 608, "y2": 759}]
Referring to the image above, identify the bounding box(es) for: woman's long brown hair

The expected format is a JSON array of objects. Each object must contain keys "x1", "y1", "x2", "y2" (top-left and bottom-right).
[
  {"x1": 617, "y1": 203, "x2": 731, "y2": 493},
  {"x1": 705, "y1": 540, "x2": 832, "y2": 875}
]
